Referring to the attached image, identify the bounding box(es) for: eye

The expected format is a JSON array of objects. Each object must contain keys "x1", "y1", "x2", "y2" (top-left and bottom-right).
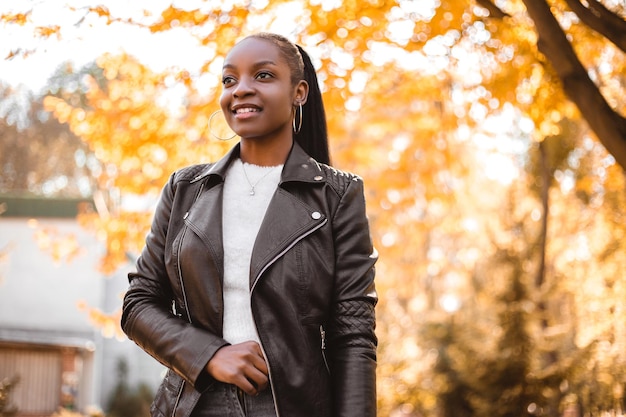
[
  {"x1": 222, "y1": 76, "x2": 236, "y2": 86},
  {"x1": 256, "y1": 71, "x2": 273, "y2": 80}
]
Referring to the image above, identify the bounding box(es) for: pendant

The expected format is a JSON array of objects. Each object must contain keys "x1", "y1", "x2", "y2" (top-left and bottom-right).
[{"x1": 250, "y1": 187, "x2": 255, "y2": 196}]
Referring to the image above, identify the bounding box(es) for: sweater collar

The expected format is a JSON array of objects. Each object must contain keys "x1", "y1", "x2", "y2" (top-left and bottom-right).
[{"x1": 191, "y1": 141, "x2": 325, "y2": 185}]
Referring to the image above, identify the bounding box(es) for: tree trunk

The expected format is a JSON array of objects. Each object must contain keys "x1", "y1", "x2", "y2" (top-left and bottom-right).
[{"x1": 520, "y1": 0, "x2": 626, "y2": 171}]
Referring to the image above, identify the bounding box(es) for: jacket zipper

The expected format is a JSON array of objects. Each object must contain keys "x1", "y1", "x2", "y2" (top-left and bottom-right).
[
  {"x1": 177, "y1": 224, "x2": 193, "y2": 325},
  {"x1": 178, "y1": 181, "x2": 204, "y2": 326},
  {"x1": 250, "y1": 218, "x2": 328, "y2": 293},
  {"x1": 171, "y1": 182, "x2": 205, "y2": 417},
  {"x1": 169, "y1": 225, "x2": 191, "y2": 417},
  {"x1": 250, "y1": 217, "x2": 328, "y2": 417},
  {"x1": 320, "y1": 324, "x2": 330, "y2": 374}
]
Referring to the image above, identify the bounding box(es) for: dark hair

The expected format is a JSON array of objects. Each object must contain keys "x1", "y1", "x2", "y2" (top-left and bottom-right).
[{"x1": 247, "y1": 33, "x2": 331, "y2": 165}]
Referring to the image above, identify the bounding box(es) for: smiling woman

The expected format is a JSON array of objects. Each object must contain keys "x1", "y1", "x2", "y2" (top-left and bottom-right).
[
  {"x1": 120, "y1": 33, "x2": 378, "y2": 417},
  {"x1": 219, "y1": 36, "x2": 306, "y2": 165}
]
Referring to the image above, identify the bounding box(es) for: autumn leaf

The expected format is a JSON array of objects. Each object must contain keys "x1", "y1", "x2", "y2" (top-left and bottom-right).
[
  {"x1": 77, "y1": 300, "x2": 125, "y2": 340},
  {"x1": 33, "y1": 227, "x2": 84, "y2": 265},
  {"x1": 1, "y1": 12, "x2": 31, "y2": 25},
  {"x1": 35, "y1": 25, "x2": 61, "y2": 39},
  {"x1": 89, "y1": 5, "x2": 110, "y2": 19}
]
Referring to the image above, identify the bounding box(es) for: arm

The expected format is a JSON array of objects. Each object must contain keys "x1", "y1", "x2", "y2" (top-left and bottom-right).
[
  {"x1": 328, "y1": 177, "x2": 378, "y2": 417},
  {"x1": 121, "y1": 172, "x2": 229, "y2": 391}
]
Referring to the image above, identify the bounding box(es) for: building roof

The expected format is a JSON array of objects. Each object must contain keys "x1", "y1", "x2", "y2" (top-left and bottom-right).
[
  {"x1": 0, "y1": 327, "x2": 96, "y2": 350},
  {"x1": 0, "y1": 195, "x2": 94, "y2": 218}
]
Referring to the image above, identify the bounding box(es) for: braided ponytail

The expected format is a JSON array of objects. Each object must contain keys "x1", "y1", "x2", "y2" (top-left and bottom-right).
[
  {"x1": 247, "y1": 33, "x2": 331, "y2": 165},
  {"x1": 294, "y1": 45, "x2": 330, "y2": 165}
]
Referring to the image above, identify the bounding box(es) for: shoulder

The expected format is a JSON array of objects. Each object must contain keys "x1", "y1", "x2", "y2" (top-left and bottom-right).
[
  {"x1": 315, "y1": 162, "x2": 364, "y2": 197},
  {"x1": 171, "y1": 163, "x2": 215, "y2": 185}
]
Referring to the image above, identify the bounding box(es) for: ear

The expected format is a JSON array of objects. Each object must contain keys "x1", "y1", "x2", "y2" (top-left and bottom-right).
[{"x1": 294, "y1": 80, "x2": 309, "y2": 106}]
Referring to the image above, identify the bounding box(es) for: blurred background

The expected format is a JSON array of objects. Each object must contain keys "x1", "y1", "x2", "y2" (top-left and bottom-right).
[{"x1": 0, "y1": 1, "x2": 625, "y2": 416}]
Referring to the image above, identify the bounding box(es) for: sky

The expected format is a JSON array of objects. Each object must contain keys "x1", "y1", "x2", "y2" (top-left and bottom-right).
[{"x1": 0, "y1": 0, "x2": 213, "y2": 92}]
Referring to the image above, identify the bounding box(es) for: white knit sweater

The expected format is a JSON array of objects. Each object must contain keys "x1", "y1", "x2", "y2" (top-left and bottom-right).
[{"x1": 221, "y1": 158, "x2": 283, "y2": 344}]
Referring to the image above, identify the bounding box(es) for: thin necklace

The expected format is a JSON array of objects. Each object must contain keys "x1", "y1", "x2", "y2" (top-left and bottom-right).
[{"x1": 241, "y1": 161, "x2": 279, "y2": 196}]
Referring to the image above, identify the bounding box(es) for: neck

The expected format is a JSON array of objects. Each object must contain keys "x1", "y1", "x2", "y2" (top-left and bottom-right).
[{"x1": 239, "y1": 137, "x2": 292, "y2": 166}]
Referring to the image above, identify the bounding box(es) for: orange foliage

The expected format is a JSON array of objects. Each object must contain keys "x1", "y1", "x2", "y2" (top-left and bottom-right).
[
  {"x1": 76, "y1": 211, "x2": 152, "y2": 275},
  {"x1": 32, "y1": 227, "x2": 84, "y2": 266},
  {"x1": 1, "y1": 12, "x2": 30, "y2": 25},
  {"x1": 150, "y1": 6, "x2": 211, "y2": 31},
  {"x1": 89, "y1": 5, "x2": 111, "y2": 20},
  {"x1": 43, "y1": 53, "x2": 231, "y2": 196},
  {"x1": 77, "y1": 300, "x2": 125, "y2": 340},
  {"x1": 35, "y1": 25, "x2": 61, "y2": 38}
]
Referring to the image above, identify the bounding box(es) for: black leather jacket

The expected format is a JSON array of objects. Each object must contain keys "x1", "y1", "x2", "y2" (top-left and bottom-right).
[{"x1": 121, "y1": 142, "x2": 378, "y2": 417}]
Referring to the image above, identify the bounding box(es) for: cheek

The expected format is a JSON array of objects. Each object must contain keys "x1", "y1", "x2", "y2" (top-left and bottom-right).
[
  {"x1": 272, "y1": 93, "x2": 295, "y2": 119},
  {"x1": 219, "y1": 91, "x2": 230, "y2": 114}
]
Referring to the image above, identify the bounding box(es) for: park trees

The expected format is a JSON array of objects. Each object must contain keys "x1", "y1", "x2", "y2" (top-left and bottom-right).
[{"x1": 1, "y1": 1, "x2": 625, "y2": 415}]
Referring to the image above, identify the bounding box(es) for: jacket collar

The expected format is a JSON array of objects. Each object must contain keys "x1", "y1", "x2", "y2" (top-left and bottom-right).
[
  {"x1": 184, "y1": 140, "x2": 330, "y2": 288},
  {"x1": 191, "y1": 141, "x2": 325, "y2": 185}
]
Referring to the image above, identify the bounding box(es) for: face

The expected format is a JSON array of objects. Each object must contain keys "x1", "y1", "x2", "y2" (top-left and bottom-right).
[{"x1": 219, "y1": 37, "x2": 307, "y2": 142}]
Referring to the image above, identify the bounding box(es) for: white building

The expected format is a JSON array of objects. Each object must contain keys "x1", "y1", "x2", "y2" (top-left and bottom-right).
[{"x1": 0, "y1": 196, "x2": 164, "y2": 416}]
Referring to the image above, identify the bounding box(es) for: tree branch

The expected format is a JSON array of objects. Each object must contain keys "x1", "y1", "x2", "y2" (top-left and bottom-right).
[
  {"x1": 520, "y1": 0, "x2": 626, "y2": 170},
  {"x1": 564, "y1": 0, "x2": 626, "y2": 53}
]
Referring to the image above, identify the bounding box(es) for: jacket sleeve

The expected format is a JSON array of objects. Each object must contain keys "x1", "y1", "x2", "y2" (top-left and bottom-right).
[
  {"x1": 328, "y1": 176, "x2": 378, "y2": 417},
  {"x1": 120, "y1": 172, "x2": 229, "y2": 392}
]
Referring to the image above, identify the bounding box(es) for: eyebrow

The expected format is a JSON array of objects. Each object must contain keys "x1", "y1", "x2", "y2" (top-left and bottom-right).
[{"x1": 222, "y1": 60, "x2": 278, "y2": 70}]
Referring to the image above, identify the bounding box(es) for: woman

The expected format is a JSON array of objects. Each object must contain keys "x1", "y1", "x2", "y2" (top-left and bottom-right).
[{"x1": 121, "y1": 32, "x2": 378, "y2": 417}]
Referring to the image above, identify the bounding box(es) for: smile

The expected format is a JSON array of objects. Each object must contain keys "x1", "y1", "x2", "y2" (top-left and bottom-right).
[{"x1": 234, "y1": 107, "x2": 260, "y2": 114}]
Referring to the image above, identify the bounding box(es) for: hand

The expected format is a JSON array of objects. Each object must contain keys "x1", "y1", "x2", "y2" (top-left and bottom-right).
[{"x1": 206, "y1": 341, "x2": 269, "y2": 395}]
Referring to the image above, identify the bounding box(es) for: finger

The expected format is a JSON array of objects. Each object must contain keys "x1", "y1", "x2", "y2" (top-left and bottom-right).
[
  {"x1": 240, "y1": 341, "x2": 263, "y2": 358},
  {"x1": 206, "y1": 342, "x2": 269, "y2": 392},
  {"x1": 240, "y1": 341, "x2": 268, "y2": 375},
  {"x1": 237, "y1": 376, "x2": 260, "y2": 396},
  {"x1": 255, "y1": 378, "x2": 269, "y2": 392},
  {"x1": 249, "y1": 352, "x2": 269, "y2": 375},
  {"x1": 252, "y1": 341, "x2": 264, "y2": 357},
  {"x1": 246, "y1": 367, "x2": 269, "y2": 392}
]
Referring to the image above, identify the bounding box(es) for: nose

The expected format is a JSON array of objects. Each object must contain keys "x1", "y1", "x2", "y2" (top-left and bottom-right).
[{"x1": 233, "y1": 77, "x2": 254, "y2": 98}]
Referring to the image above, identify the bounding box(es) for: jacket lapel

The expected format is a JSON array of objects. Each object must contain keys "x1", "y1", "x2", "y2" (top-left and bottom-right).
[
  {"x1": 183, "y1": 143, "x2": 241, "y2": 275},
  {"x1": 249, "y1": 187, "x2": 326, "y2": 286},
  {"x1": 249, "y1": 143, "x2": 329, "y2": 286},
  {"x1": 185, "y1": 141, "x2": 329, "y2": 288},
  {"x1": 184, "y1": 184, "x2": 225, "y2": 276}
]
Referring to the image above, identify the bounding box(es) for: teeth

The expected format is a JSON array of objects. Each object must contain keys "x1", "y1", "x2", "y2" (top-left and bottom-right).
[{"x1": 235, "y1": 107, "x2": 259, "y2": 114}]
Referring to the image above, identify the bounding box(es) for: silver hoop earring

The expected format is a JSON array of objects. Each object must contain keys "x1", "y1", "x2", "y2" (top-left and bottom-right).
[
  {"x1": 292, "y1": 102, "x2": 303, "y2": 134},
  {"x1": 208, "y1": 110, "x2": 237, "y2": 141}
]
